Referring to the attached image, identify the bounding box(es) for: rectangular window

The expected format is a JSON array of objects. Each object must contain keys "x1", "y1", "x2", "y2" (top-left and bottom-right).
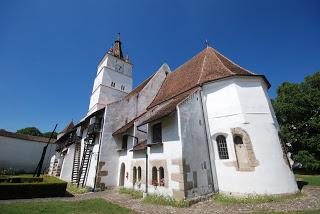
[
  {"x1": 216, "y1": 135, "x2": 229, "y2": 159},
  {"x1": 152, "y1": 123, "x2": 162, "y2": 144},
  {"x1": 122, "y1": 135, "x2": 128, "y2": 150}
]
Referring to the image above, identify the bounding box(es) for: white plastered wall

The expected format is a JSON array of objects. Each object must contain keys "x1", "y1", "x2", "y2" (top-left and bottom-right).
[
  {"x1": 0, "y1": 136, "x2": 56, "y2": 173},
  {"x1": 202, "y1": 77, "x2": 298, "y2": 195},
  {"x1": 146, "y1": 113, "x2": 183, "y2": 197},
  {"x1": 60, "y1": 143, "x2": 75, "y2": 182},
  {"x1": 178, "y1": 90, "x2": 214, "y2": 198}
]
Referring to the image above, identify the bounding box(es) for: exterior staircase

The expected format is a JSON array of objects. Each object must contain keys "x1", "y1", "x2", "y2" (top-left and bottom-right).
[
  {"x1": 76, "y1": 121, "x2": 102, "y2": 187},
  {"x1": 71, "y1": 142, "x2": 81, "y2": 183},
  {"x1": 77, "y1": 137, "x2": 95, "y2": 187}
]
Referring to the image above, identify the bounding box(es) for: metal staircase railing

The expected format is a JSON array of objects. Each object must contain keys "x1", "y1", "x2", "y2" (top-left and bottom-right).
[
  {"x1": 77, "y1": 137, "x2": 95, "y2": 187},
  {"x1": 71, "y1": 141, "x2": 81, "y2": 183}
]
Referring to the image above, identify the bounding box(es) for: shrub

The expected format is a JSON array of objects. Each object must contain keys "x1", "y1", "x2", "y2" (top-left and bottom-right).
[
  {"x1": 119, "y1": 187, "x2": 143, "y2": 199},
  {"x1": 0, "y1": 175, "x2": 67, "y2": 199},
  {"x1": 143, "y1": 194, "x2": 190, "y2": 207},
  {"x1": 0, "y1": 168, "x2": 16, "y2": 176},
  {"x1": 67, "y1": 183, "x2": 91, "y2": 194}
]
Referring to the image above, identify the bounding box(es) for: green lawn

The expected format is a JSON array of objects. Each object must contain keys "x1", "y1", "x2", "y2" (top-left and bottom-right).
[
  {"x1": 0, "y1": 199, "x2": 136, "y2": 214},
  {"x1": 295, "y1": 174, "x2": 320, "y2": 186}
]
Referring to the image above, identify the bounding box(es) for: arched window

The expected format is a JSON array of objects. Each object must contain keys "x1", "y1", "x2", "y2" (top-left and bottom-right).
[
  {"x1": 159, "y1": 167, "x2": 164, "y2": 186},
  {"x1": 216, "y1": 135, "x2": 229, "y2": 159},
  {"x1": 137, "y1": 167, "x2": 141, "y2": 181},
  {"x1": 234, "y1": 135, "x2": 243, "y2": 145},
  {"x1": 119, "y1": 163, "x2": 125, "y2": 186},
  {"x1": 133, "y1": 167, "x2": 137, "y2": 184},
  {"x1": 152, "y1": 167, "x2": 158, "y2": 186}
]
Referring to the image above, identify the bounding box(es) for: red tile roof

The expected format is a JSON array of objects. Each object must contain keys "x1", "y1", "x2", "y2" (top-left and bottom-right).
[
  {"x1": 139, "y1": 87, "x2": 200, "y2": 126},
  {"x1": 60, "y1": 121, "x2": 74, "y2": 134},
  {"x1": 130, "y1": 140, "x2": 147, "y2": 151},
  {"x1": 149, "y1": 47, "x2": 270, "y2": 108},
  {"x1": 114, "y1": 46, "x2": 271, "y2": 132}
]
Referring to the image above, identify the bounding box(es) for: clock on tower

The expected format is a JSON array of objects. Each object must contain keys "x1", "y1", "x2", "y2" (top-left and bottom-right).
[{"x1": 88, "y1": 34, "x2": 133, "y2": 115}]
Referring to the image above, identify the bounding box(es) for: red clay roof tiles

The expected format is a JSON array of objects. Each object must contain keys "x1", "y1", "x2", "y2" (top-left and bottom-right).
[{"x1": 149, "y1": 47, "x2": 265, "y2": 108}]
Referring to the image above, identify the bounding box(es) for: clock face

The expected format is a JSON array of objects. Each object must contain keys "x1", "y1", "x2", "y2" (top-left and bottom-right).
[{"x1": 115, "y1": 64, "x2": 123, "y2": 73}]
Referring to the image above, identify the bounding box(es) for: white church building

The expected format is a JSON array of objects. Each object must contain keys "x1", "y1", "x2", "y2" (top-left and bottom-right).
[{"x1": 50, "y1": 36, "x2": 298, "y2": 199}]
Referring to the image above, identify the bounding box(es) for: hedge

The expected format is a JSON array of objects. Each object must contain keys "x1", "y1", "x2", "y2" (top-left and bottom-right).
[{"x1": 0, "y1": 176, "x2": 67, "y2": 199}]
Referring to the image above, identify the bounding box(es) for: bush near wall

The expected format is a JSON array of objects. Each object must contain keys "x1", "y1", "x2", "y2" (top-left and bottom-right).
[{"x1": 0, "y1": 176, "x2": 67, "y2": 199}]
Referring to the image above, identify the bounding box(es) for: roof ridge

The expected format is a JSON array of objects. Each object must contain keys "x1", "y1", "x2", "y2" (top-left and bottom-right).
[
  {"x1": 197, "y1": 47, "x2": 209, "y2": 84},
  {"x1": 213, "y1": 48, "x2": 255, "y2": 75},
  {"x1": 168, "y1": 48, "x2": 207, "y2": 75},
  {"x1": 148, "y1": 86, "x2": 200, "y2": 109},
  {"x1": 209, "y1": 47, "x2": 235, "y2": 75}
]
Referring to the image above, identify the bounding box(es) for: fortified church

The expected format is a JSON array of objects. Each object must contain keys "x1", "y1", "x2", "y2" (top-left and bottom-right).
[{"x1": 49, "y1": 35, "x2": 298, "y2": 199}]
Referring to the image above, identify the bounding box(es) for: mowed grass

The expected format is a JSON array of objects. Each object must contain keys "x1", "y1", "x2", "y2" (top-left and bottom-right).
[
  {"x1": 295, "y1": 174, "x2": 320, "y2": 186},
  {"x1": 0, "y1": 199, "x2": 137, "y2": 214}
]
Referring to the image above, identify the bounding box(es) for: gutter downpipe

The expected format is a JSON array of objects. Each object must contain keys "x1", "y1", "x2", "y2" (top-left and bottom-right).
[
  {"x1": 199, "y1": 87, "x2": 219, "y2": 193},
  {"x1": 145, "y1": 146, "x2": 148, "y2": 196},
  {"x1": 136, "y1": 123, "x2": 148, "y2": 197}
]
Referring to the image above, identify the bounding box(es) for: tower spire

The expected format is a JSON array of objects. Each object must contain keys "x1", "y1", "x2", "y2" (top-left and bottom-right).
[
  {"x1": 112, "y1": 33, "x2": 123, "y2": 59},
  {"x1": 205, "y1": 39, "x2": 210, "y2": 48}
]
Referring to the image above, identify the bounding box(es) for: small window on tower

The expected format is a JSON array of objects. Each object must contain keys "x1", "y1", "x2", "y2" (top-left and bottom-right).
[
  {"x1": 111, "y1": 82, "x2": 116, "y2": 87},
  {"x1": 121, "y1": 85, "x2": 125, "y2": 91}
]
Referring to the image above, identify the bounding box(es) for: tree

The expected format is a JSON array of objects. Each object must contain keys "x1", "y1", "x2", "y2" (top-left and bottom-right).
[
  {"x1": 16, "y1": 127, "x2": 42, "y2": 137},
  {"x1": 272, "y1": 71, "x2": 320, "y2": 172}
]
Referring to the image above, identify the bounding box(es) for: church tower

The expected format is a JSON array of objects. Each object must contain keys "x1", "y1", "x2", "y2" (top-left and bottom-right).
[{"x1": 88, "y1": 34, "x2": 133, "y2": 115}]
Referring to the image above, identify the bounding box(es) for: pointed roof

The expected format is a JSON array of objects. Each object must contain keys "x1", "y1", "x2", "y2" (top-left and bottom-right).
[
  {"x1": 149, "y1": 47, "x2": 270, "y2": 108},
  {"x1": 108, "y1": 33, "x2": 124, "y2": 59},
  {"x1": 60, "y1": 121, "x2": 74, "y2": 134}
]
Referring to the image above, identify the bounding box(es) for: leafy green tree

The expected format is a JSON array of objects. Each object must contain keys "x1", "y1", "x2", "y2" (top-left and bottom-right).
[
  {"x1": 42, "y1": 131, "x2": 58, "y2": 139},
  {"x1": 16, "y1": 127, "x2": 42, "y2": 137},
  {"x1": 272, "y1": 72, "x2": 320, "y2": 172}
]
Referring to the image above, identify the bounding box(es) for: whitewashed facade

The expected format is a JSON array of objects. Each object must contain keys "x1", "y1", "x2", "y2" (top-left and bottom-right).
[
  {"x1": 0, "y1": 130, "x2": 56, "y2": 173},
  {"x1": 51, "y1": 37, "x2": 298, "y2": 199}
]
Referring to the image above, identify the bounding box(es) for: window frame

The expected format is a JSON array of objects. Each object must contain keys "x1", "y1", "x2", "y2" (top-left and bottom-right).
[
  {"x1": 152, "y1": 123, "x2": 162, "y2": 144},
  {"x1": 122, "y1": 135, "x2": 128, "y2": 150},
  {"x1": 216, "y1": 135, "x2": 229, "y2": 160},
  {"x1": 234, "y1": 135, "x2": 244, "y2": 145},
  {"x1": 159, "y1": 167, "x2": 164, "y2": 186},
  {"x1": 133, "y1": 167, "x2": 137, "y2": 184},
  {"x1": 152, "y1": 167, "x2": 158, "y2": 186},
  {"x1": 137, "y1": 166, "x2": 142, "y2": 181}
]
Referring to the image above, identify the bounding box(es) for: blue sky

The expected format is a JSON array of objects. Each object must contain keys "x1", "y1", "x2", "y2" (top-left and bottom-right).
[{"x1": 0, "y1": 0, "x2": 319, "y2": 133}]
